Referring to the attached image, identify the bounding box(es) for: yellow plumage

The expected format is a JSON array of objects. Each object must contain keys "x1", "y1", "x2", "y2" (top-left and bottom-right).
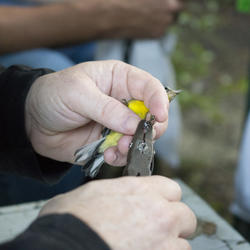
[
  {"x1": 127, "y1": 100, "x2": 149, "y2": 119},
  {"x1": 98, "y1": 100, "x2": 149, "y2": 153},
  {"x1": 74, "y1": 86, "x2": 181, "y2": 178}
]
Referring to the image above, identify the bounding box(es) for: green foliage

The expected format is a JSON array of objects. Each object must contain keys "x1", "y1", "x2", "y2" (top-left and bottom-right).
[
  {"x1": 171, "y1": 0, "x2": 247, "y2": 123},
  {"x1": 172, "y1": 38, "x2": 222, "y2": 122},
  {"x1": 237, "y1": 0, "x2": 250, "y2": 13},
  {"x1": 171, "y1": 0, "x2": 248, "y2": 223}
]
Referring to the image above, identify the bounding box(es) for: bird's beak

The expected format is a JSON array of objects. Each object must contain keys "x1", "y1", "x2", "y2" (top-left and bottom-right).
[{"x1": 165, "y1": 86, "x2": 182, "y2": 102}]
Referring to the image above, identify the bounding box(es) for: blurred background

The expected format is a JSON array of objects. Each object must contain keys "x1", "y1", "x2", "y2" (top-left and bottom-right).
[
  {"x1": 1, "y1": 0, "x2": 249, "y2": 229},
  {"x1": 167, "y1": 0, "x2": 250, "y2": 222}
]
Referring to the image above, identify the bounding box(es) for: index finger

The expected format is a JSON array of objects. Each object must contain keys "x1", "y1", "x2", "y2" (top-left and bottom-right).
[{"x1": 111, "y1": 62, "x2": 169, "y2": 123}]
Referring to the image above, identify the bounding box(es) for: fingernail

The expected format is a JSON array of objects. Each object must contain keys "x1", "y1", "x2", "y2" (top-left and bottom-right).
[
  {"x1": 152, "y1": 127, "x2": 156, "y2": 139},
  {"x1": 110, "y1": 151, "x2": 117, "y2": 164},
  {"x1": 124, "y1": 115, "x2": 139, "y2": 133}
]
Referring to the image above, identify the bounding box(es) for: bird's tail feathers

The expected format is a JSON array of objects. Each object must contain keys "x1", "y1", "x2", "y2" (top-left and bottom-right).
[
  {"x1": 74, "y1": 137, "x2": 105, "y2": 166},
  {"x1": 82, "y1": 154, "x2": 105, "y2": 178}
]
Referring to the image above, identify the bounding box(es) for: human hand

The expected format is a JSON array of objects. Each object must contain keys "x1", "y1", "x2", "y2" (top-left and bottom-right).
[
  {"x1": 72, "y1": 0, "x2": 184, "y2": 39},
  {"x1": 114, "y1": 0, "x2": 184, "y2": 38},
  {"x1": 0, "y1": 0, "x2": 183, "y2": 54},
  {"x1": 39, "y1": 176, "x2": 196, "y2": 250},
  {"x1": 25, "y1": 60, "x2": 169, "y2": 165}
]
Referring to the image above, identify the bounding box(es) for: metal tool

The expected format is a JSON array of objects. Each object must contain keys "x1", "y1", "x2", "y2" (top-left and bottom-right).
[{"x1": 123, "y1": 117, "x2": 155, "y2": 176}]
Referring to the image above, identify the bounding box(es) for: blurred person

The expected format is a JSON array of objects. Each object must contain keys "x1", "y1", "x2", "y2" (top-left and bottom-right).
[
  {"x1": 0, "y1": 0, "x2": 183, "y2": 69},
  {"x1": 0, "y1": 61, "x2": 196, "y2": 249},
  {"x1": 231, "y1": 64, "x2": 250, "y2": 241},
  {"x1": 0, "y1": 0, "x2": 184, "y2": 205},
  {"x1": 230, "y1": 0, "x2": 250, "y2": 241}
]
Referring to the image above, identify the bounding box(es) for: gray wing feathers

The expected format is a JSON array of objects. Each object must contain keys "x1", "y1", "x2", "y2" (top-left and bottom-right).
[
  {"x1": 74, "y1": 137, "x2": 106, "y2": 178},
  {"x1": 74, "y1": 137, "x2": 105, "y2": 165},
  {"x1": 83, "y1": 155, "x2": 105, "y2": 178}
]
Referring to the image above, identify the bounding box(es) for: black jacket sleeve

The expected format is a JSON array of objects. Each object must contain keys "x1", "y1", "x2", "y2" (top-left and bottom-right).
[
  {"x1": 0, "y1": 66, "x2": 111, "y2": 250},
  {"x1": 0, "y1": 65, "x2": 72, "y2": 183},
  {"x1": 0, "y1": 214, "x2": 110, "y2": 250}
]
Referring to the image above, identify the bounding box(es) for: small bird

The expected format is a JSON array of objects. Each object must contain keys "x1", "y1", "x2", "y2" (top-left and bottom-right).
[{"x1": 74, "y1": 86, "x2": 181, "y2": 178}]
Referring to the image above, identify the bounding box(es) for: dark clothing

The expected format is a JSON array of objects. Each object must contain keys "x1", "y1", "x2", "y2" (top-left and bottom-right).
[
  {"x1": 1, "y1": 214, "x2": 110, "y2": 250},
  {"x1": 0, "y1": 65, "x2": 110, "y2": 250},
  {"x1": 0, "y1": 66, "x2": 86, "y2": 206},
  {"x1": 0, "y1": 65, "x2": 70, "y2": 181}
]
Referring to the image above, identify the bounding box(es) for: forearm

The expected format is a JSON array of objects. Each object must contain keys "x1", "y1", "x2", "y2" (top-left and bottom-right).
[
  {"x1": 0, "y1": 0, "x2": 176, "y2": 54},
  {"x1": 0, "y1": 2, "x2": 113, "y2": 54}
]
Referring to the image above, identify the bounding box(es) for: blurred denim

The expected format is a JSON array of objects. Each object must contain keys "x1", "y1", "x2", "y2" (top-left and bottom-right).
[
  {"x1": 0, "y1": 49, "x2": 75, "y2": 71},
  {"x1": 0, "y1": 166, "x2": 86, "y2": 206},
  {"x1": 0, "y1": 43, "x2": 96, "y2": 71}
]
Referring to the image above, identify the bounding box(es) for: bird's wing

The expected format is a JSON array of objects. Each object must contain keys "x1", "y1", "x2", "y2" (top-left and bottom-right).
[{"x1": 74, "y1": 137, "x2": 105, "y2": 165}]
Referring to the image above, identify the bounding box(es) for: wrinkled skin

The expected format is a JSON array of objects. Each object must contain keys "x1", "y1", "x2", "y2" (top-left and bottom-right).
[
  {"x1": 40, "y1": 176, "x2": 196, "y2": 250},
  {"x1": 25, "y1": 60, "x2": 169, "y2": 166}
]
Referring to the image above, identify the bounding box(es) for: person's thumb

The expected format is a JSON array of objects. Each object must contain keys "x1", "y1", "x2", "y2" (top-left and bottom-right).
[{"x1": 81, "y1": 90, "x2": 140, "y2": 135}]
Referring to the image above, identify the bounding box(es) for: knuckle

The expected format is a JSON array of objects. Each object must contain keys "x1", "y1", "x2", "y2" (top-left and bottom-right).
[
  {"x1": 162, "y1": 202, "x2": 196, "y2": 230},
  {"x1": 165, "y1": 210, "x2": 178, "y2": 229},
  {"x1": 100, "y1": 99, "x2": 116, "y2": 119},
  {"x1": 179, "y1": 203, "x2": 197, "y2": 234},
  {"x1": 182, "y1": 202, "x2": 196, "y2": 220},
  {"x1": 159, "y1": 203, "x2": 179, "y2": 228},
  {"x1": 152, "y1": 176, "x2": 182, "y2": 201},
  {"x1": 152, "y1": 200, "x2": 173, "y2": 228},
  {"x1": 169, "y1": 180, "x2": 182, "y2": 201}
]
